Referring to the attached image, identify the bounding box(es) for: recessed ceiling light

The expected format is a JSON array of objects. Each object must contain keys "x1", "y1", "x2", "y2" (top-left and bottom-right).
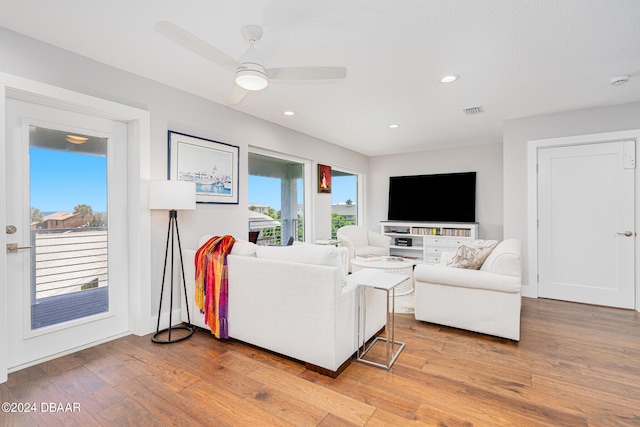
[
  {"x1": 440, "y1": 74, "x2": 459, "y2": 83},
  {"x1": 388, "y1": 124, "x2": 400, "y2": 129},
  {"x1": 283, "y1": 111, "x2": 295, "y2": 116}
]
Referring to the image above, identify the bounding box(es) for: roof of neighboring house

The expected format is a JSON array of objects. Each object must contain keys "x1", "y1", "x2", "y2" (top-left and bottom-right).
[{"x1": 42, "y1": 212, "x2": 77, "y2": 221}]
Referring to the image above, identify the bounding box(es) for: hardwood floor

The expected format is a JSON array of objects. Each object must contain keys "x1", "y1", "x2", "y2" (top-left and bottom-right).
[{"x1": 2, "y1": 297, "x2": 640, "y2": 426}]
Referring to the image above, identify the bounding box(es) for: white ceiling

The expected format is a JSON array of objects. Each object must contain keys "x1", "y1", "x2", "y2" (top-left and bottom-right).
[{"x1": 2, "y1": 0, "x2": 639, "y2": 156}]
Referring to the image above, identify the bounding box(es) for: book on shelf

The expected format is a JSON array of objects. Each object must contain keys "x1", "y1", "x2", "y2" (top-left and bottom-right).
[
  {"x1": 442, "y1": 228, "x2": 471, "y2": 237},
  {"x1": 413, "y1": 227, "x2": 441, "y2": 235},
  {"x1": 386, "y1": 256, "x2": 406, "y2": 262},
  {"x1": 355, "y1": 254, "x2": 382, "y2": 262}
]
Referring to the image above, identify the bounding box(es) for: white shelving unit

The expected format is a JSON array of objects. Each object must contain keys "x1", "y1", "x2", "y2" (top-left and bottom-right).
[{"x1": 381, "y1": 221, "x2": 479, "y2": 264}]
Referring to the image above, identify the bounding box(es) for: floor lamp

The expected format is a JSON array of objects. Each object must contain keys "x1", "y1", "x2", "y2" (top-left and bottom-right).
[{"x1": 149, "y1": 180, "x2": 196, "y2": 344}]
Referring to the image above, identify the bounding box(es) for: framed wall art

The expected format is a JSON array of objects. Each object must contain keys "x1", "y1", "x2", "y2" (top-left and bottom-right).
[
  {"x1": 318, "y1": 164, "x2": 332, "y2": 193},
  {"x1": 168, "y1": 131, "x2": 239, "y2": 204}
]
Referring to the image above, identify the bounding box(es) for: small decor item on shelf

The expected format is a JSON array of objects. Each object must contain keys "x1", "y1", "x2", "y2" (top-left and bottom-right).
[{"x1": 356, "y1": 253, "x2": 382, "y2": 262}]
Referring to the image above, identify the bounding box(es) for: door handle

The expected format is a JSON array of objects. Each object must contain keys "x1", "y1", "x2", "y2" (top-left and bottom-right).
[
  {"x1": 617, "y1": 231, "x2": 634, "y2": 237},
  {"x1": 6, "y1": 243, "x2": 33, "y2": 254}
]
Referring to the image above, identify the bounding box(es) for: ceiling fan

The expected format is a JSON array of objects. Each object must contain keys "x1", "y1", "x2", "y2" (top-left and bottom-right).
[{"x1": 155, "y1": 21, "x2": 347, "y2": 105}]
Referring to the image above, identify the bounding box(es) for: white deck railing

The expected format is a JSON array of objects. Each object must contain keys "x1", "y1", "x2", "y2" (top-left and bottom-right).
[{"x1": 30, "y1": 227, "x2": 108, "y2": 300}]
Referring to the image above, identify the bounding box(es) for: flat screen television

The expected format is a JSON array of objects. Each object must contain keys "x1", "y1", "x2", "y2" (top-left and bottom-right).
[{"x1": 387, "y1": 172, "x2": 476, "y2": 222}]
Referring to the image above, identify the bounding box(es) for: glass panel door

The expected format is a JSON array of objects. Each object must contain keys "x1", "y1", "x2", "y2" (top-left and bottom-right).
[
  {"x1": 6, "y1": 96, "x2": 129, "y2": 372},
  {"x1": 29, "y1": 126, "x2": 108, "y2": 329}
]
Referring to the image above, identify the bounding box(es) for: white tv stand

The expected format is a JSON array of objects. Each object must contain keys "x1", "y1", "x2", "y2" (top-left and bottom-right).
[{"x1": 381, "y1": 221, "x2": 479, "y2": 264}]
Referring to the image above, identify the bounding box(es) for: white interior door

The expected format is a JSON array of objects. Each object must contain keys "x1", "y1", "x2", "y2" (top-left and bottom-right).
[
  {"x1": 5, "y1": 97, "x2": 129, "y2": 370},
  {"x1": 538, "y1": 140, "x2": 635, "y2": 308}
]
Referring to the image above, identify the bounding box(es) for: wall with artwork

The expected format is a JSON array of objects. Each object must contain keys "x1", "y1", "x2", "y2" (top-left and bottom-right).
[
  {"x1": 0, "y1": 27, "x2": 368, "y2": 331},
  {"x1": 0, "y1": 26, "x2": 509, "y2": 331}
]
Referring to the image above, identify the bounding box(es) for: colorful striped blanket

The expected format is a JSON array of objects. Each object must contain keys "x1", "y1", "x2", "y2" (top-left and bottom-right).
[{"x1": 194, "y1": 235, "x2": 235, "y2": 338}]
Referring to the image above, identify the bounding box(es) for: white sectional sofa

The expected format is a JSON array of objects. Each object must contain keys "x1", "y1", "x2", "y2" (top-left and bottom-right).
[
  {"x1": 413, "y1": 239, "x2": 523, "y2": 341},
  {"x1": 181, "y1": 236, "x2": 387, "y2": 376}
]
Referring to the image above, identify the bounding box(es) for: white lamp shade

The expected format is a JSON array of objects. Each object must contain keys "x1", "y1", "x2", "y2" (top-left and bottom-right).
[{"x1": 149, "y1": 180, "x2": 196, "y2": 210}]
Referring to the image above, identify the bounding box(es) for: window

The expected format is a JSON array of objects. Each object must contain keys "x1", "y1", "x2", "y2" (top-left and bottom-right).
[
  {"x1": 248, "y1": 151, "x2": 308, "y2": 245},
  {"x1": 331, "y1": 169, "x2": 359, "y2": 239}
]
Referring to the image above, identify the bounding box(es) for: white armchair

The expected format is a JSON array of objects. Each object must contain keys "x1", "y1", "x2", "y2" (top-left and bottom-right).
[
  {"x1": 337, "y1": 225, "x2": 391, "y2": 272},
  {"x1": 413, "y1": 239, "x2": 522, "y2": 341}
]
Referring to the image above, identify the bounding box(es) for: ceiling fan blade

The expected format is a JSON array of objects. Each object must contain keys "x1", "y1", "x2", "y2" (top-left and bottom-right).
[
  {"x1": 227, "y1": 85, "x2": 249, "y2": 105},
  {"x1": 267, "y1": 66, "x2": 347, "y2": 80},
  {"x1": 155, "y1": 21, "x2": 239, "y2": 71}
]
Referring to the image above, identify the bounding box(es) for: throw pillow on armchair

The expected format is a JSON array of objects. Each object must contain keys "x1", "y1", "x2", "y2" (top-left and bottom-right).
[{"x1": 447, "y1": 239, "x2": 498, "y2": 270}]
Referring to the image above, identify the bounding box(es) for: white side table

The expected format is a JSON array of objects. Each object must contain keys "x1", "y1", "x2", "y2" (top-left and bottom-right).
[
  {"x1": 351, "y1": 268, "x2": 409, "y2": 369},
  {"x1": 350, "y1": 256, "x2": 416, "y2": 295}
]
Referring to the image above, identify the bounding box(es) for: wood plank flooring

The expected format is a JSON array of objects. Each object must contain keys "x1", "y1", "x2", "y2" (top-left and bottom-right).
[{"x1": 2, "y1": 297, "x2": 640, "y2": 426}]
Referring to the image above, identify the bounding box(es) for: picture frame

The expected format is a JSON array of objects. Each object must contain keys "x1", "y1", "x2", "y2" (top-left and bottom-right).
[
  {"x1": 318, "y1": 164, "x2": 332, "y2": 193},
  {"x1": 168, "y1": 131, "x2": 239, "y2": 204}
]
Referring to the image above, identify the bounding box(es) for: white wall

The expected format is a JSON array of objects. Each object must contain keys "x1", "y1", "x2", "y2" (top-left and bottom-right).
[
  {"x1": 503, "y1": 101, "x2": 640, "y2": 296},
  {"x1": 368, "y1": 143, "x2": 504, "y2": 240},
  {"x1": 0, "y1": 28, "x2": 367, "y2": 330}
]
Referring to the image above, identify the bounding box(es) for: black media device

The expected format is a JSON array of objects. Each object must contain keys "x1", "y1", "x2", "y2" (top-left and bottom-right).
[
  {"x1": 395, "y1": 237, "x2": 412, "y2": 246},
  {"x1": 387, "y1": 172, "x2": 476, "y2": 223}
]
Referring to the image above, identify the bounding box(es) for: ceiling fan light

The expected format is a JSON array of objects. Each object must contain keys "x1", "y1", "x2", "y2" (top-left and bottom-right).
[
  {"x1": 66, "y1": 134, "x2": 89, "y2": 144},
  {"x1": 235, "y1": 66, "x2": 269, "y2": 91}
]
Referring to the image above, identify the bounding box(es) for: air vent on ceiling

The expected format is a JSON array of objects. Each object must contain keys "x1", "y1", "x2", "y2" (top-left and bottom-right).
[
  {"x1": 610, "y1": 75, "x2": 630, "y2": 86},
  {"x1": 463, "y1": 106, "x2": 484, "y2": 115}
]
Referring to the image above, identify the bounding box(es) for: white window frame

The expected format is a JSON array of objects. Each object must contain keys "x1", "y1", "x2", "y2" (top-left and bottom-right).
[
  {"x1": 331, "y1": 165, "x2": 364, "y2": 227},
  {"x1": 248, "y1": 146, "x2": 313, "y2": 243}
]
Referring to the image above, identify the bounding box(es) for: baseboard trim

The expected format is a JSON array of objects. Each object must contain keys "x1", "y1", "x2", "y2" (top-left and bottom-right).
[{"x1": 7, "y1": 331, "x2": 131, "y2": 374}]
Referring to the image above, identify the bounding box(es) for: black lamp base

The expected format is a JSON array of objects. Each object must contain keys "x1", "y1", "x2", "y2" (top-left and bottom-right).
[
  {"x1": 152, "y1": 209, "x2": 194, "y2": 344},
  {"x1": 151, "y1": 325, "x2": 194, "y2": 344}
]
